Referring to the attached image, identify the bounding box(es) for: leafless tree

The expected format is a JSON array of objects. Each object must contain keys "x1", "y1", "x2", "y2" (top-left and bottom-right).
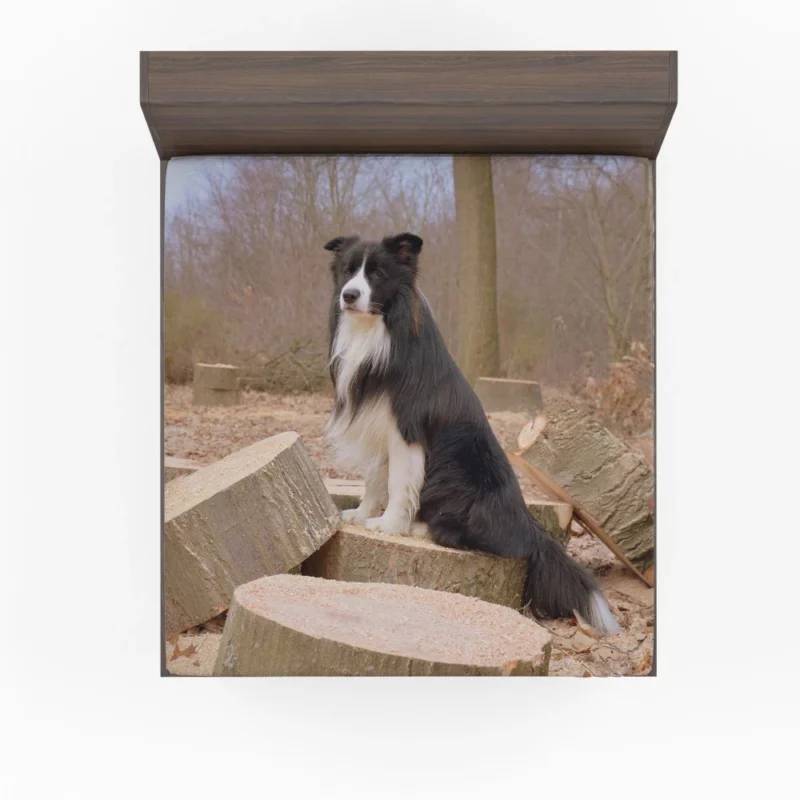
[{"x1": 164, "y1": 155, "x2": 653, "y2": 392}]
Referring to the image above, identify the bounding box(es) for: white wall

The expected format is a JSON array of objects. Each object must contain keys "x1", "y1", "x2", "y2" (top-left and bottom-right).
[{"x1": 2, "y1": 1, "x2": 798, "y2": 796}]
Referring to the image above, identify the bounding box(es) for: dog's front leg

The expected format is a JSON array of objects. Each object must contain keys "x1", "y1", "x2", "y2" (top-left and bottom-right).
[
  {"x1": 365, "y1": 429, "x2": 425, "y2": 535},
  {"x1": 340, "y1": 460, "x2": 388, "y2": 524}
]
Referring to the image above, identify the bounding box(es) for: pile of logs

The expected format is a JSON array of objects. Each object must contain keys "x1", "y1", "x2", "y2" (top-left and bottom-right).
[{"x1": 164, "y1": 397, "x2": 654, "y2": 676}]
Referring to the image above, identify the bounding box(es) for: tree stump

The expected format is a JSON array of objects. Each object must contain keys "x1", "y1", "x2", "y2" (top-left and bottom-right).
[
  {"x1": 164, "y1": 432, "x2": 339, "y2": 636},
  {"x1": 192, "y1": 363, "x2": 241, "y2": 406},
  {"x1": 164, "y1": 456, "x2": 201, "y2": 483},
  {"x1": 524, "y1": 398, "x2": 654, "y2": 569},
  {"x1": 213, "y1": 574, "x2": 552, "y2": 676},
  {"x1": 474, "y1": 377, "x2": 544, "y2": 414},
  {"x1": 303, "y1": 523, "x2": 528, "y2": 607},
  {"x1": 323, "y1": 479, "x2": 572, "y2": 546}
]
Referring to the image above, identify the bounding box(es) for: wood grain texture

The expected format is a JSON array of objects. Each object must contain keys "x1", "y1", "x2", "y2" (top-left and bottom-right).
[
  {"x1": 164, "y1": 432, "x2": 339, "y2": 637},
  {"x1": 140, "y1": 51, "x2": 677, "y2": 158},
  {"x1": 213, "y1": 574, "x2": 552, "y2": 676},
  {"x1": 302, "y1": 523, "x2": 529, "y2": 609}
]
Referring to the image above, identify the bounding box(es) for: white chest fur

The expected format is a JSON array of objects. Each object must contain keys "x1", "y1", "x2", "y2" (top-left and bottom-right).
[
  {"x1": 326, "y1": 312, "x2": 393, "y2": 472},
  {"x1": 329, "y1": 311, "x2": 391, "y2": 403},
  {"x1": 326, "y1": 309, "x2": 426, "y2": 535}
]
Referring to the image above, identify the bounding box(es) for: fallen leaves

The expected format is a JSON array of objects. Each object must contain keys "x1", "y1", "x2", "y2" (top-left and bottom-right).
[
  {"x1": 169, "y1": 642, "x2": 198, "y2": 662},
  {"x1": 568, "y1": 631, "x2": 596, "y2": 653},
  {"x1": 578, "y1": 341, "x2": 654, "y2": 438},
  {"x1": 164, "y1": 385, "x2": 336, "y2": 475},
  {"x1": 632, "y1": 649, "x2": 653, "y2": 675},
  {"x1": 164, "y1": 386, "x2": 657, "y2": 679}
]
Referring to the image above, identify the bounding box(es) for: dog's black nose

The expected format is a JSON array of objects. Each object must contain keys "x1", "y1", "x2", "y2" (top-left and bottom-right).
[{"x1": 342, "y1": 289, "x2": 361, "y2": 304}]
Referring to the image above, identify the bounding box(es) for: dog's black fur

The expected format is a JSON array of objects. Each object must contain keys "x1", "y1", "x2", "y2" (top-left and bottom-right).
[{"x1": 325, "y1": 232, "x2": 619, "y2": 632}]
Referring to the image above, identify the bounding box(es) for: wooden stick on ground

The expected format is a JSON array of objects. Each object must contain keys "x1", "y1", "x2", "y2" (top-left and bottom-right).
[{"x1": 508, "y1": 416, "x2": 653, "y2": 589}]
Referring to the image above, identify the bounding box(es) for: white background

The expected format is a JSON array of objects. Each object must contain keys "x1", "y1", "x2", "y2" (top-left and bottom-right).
[{"x1": 2, "y1": 1, "x2": 799, "y2": 796}]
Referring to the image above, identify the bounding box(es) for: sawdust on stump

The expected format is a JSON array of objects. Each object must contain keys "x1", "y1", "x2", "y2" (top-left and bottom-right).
[{"x1": 213, "y1": 574, "x2": 552, "y2": 677}]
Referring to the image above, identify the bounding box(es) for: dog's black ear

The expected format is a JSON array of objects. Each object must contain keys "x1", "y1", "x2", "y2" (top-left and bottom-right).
[
  {"x1": 382, "y1": 232, "x2": 423, "y2": 265},
  {"x1": 324, "y1": 235, "x2": 358, "y2": 253}
]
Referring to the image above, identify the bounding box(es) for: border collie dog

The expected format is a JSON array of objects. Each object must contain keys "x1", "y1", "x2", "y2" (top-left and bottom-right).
[{"x1": 324, "y1": 232, "x2": 620, "y2": 635}]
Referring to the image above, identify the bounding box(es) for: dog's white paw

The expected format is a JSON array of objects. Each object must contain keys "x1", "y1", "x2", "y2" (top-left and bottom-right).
[
  {"x1": 365, "y1": 514, "x2": 410, "y2": 535},
  {"x1": 340, "y1": 508, "x2": 363, "y2": 523}
]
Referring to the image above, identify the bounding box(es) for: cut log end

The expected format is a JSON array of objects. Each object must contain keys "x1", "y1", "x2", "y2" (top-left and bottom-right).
[
  {"x1": 164, "y1": 432, "x2": 339, "y2": 637},
  {"x1": 214, "y1": 574, "x2": 552, "y2": 677}
]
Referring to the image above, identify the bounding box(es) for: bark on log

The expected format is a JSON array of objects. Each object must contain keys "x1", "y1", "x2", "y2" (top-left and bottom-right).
[
  {"x1": 164, "y1": 456, "x2": 202, "y2": 483},
  {"x1": 213, "y1": 574, "x2": 552, "y2": 676},
  {"x1": 303, "y1": 523, "x2": 528, "y2": 608},
  {"x1": 524, "y1": 398, "x2": 654, "y2": 569},
  {"x1": 474, "y1": 377, "x2": 544, "y2": 415},
  {"x1": 164, "y1": 432, "x2": 340, "y2": 636},
  {"x1": 192, "y1": 387, "x2": 241, "y2": 406}
]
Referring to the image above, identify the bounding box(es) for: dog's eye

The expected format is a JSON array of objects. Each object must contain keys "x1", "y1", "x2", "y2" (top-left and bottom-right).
[{"x1": 368, "y1": 267, "x2": 382, "y2": 279}]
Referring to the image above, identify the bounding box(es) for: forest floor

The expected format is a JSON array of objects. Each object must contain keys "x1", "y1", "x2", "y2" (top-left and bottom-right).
[{"x1": 164, "y1": 384, "x2": 654, "y2": 678}]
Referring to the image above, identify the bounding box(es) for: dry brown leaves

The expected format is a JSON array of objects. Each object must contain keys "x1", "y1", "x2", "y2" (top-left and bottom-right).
[
  {"x1": 579, "y1": 341, "x2": 654, "y2": 438},
  {"x1": 163, "y1": 385, "x2": 656, "y2": 678},
  {"x1": 169, "y1": 642, "x2": 198, "y2": 662},
  {"x1": 632, "y1": 649, "x2": 653, "y2": 675}
]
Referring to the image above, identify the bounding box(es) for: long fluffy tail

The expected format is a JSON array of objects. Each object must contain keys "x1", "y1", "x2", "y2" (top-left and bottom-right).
[{"x1": 523, "y1": 517, "x2": 621, "y2": 636}]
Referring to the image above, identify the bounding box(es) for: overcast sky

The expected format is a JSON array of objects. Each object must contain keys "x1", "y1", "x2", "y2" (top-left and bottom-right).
[{"x1": 165, "y1": 155, "x2": 457, "y2": 218}]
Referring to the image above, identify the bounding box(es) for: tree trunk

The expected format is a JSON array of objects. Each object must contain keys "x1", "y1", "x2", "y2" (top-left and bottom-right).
[{"x1": 453, "y1": 156, "x2": 500, "y2": 384}]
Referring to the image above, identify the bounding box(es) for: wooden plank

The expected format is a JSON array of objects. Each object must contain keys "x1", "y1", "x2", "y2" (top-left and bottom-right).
[{"x1": 140, "y1": 51, "x2": 677, "y2": 158}]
